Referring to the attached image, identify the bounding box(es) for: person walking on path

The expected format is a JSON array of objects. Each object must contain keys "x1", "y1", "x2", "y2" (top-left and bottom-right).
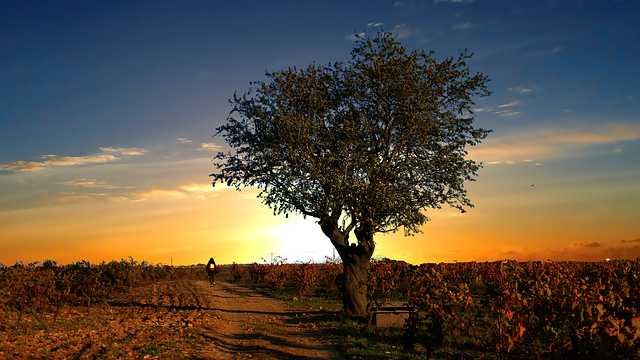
[{"x1": 206, "y1": 257, "x2": 218, "y2": 286}]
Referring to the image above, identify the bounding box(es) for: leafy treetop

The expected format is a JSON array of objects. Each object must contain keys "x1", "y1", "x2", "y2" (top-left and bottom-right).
[{"x1": 212, "y1": 31, "x2": 492, "y2": 242}]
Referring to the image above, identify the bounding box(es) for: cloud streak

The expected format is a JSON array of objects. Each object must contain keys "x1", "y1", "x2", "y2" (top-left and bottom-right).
[
  {"x1": 509, "y1": 87, "x2": 533, "y2": 93},
  {"x1": 498, "y1": 101, "x2": 520, "y2": 108},
  {"x1": 197, "y1": 143, "x2": 222, "y2": 151},
  {"x1": 472, "y1": 122, "x2": 640, "y2": 161},
  {"x1": 0, "y1": 154, "x2": 118, "y2": 172},
  {"x1": 497, "y1": 111, "x2": 520, "y2": 116},
  {"x1": 135, "y1": 189, "x2": 185, "y2": 201},
  {"x1": 393, "y1": 24, "x2": 412, "y2": 39},
  {"x1": 453, "y1": 23, "x2": 475, "y2": 29},
  {"x1": 345, "y1": 31, "x2": 366, "y2": 41},
  {"x1": 572, "y1": 242, "x2": 601, "y2": 248},
  {"x1": 0, "y1": 147, "x2": 146, "y2": 173},
  {"x1": 100, "y1": 147, "x2": 146, "y2": 155},
  {"x1": 479, "y1": 242, "x2": 639, "y2": 262},
  {"x1": 57, "y1": 178, "x2": 121, "y2": 189},
  {"x1": 179, "y1": 182, "x2": 236, "y2": 192}
]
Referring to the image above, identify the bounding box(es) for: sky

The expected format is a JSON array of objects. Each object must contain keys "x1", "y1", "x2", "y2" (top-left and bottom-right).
[{"x1": 1, "y1": 0, "x2": 639, "y2": 266}]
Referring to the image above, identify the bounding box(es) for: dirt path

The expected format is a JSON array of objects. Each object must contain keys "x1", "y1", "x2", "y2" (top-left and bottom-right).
[
  {"x1": 0, "y1": 280, "x2": 343, "y2": 359},
  {"x1": 194, "y1": 281, "x2": 342, "y2": 359}
]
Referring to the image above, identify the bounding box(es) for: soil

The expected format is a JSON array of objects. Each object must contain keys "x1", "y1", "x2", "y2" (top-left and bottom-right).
[{"x1": 0, "y1": 280, "x2": 344, "y2": 359}]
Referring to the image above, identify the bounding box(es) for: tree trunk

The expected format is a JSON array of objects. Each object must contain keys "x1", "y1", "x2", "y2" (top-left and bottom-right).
[
  {"x1": 340, "y1": 246, "x2": 372, "y2": 316},
  {"x1": 321, "y1": 219, "x2": 375, "y2": 317}
]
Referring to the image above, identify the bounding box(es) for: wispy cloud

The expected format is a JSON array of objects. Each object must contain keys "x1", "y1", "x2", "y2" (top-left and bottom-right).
[
  {"x1": 473, "y1": 108, "x2": 492, "y2": 113},
  {"x1": 537, "y1": 123, "x2": 640, "y2": 144},
  {"x1": 57, "y1": 178, "x2": 121, "y2": 189},
  {"x1": 572, "y1": 242, "x2": 601, "y2": 248},
  {"x1": 394, "y1": 2, "x2": 404, "y2": 6},
  {"x1": 0, "y1": 154, "x2": 118, "y2": 172},
  {"x1": 135, "y1": 189, "x2": 185, "y2": 201},
  {"x1": 495, "y1": 110, "x2": 520, "y2": 116},
  {"x1": 484, "y1": 160, "x2": 540, "y2": 165},
  {"x1": 472, "y1": 122, "x2": 640, "y2": 162},
  {"x1": 525, "y1": 46, "x2": 563, "y2": 58},
  {"x1": 197, "y1": 143, "x2": 222, "y2": 151},
  {"x1": 345, "y1": 31, "x2": 366, "y2": 41},
  {"x1": 437, "y1": 249, "x2": 460, "y2": 254},
  {"x1": 392, "y1": 24, "x2": 412, "y2": 38},
  {"x1": 435, "y1": 0, "x2": 474, "y2": 3},
  {"x1": 179, "y1": 183, "x2": 230, "y2": 192},
  {"x1": 177, "y1": 138, "x2": 193, "y2": 143},
  {"x1": 453, "y1": 23, "x2": 475, "y2": 29},
  {"x1": 58, "y1": 195, "x2": 93, "y2": 203},
  {"x1": 508, "y1": 87, "x2": 533, "y2": 93},
  {"x1": 100, "y1": 147, "x2": 146, "y2": 155},
  {"x1": 620, "y1": 238, "x2": 640, "y2": 244},
  {"x1": 367, "y1": 22, "x2": 384, "y2": 27},
  {"x1": 0, "y1": 147, "x2": 146, "y2": 173},
  {"x1": 131, "y1": 183, "x2": 238, "y2": 202},
  {"x1": 478, "y1": 241, "x2": 639, "y2": 262},
  {"x1": 179, "y1": 182, "x2": 235, "y2": 198},
  {"x1": 498, "y1": 101, "x2": 520, "y2": 108}
]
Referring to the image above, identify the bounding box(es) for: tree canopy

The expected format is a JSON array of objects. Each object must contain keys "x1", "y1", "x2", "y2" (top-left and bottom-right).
[{"x1": 211, "y1": 31, "x2": 492, "y2": 315}]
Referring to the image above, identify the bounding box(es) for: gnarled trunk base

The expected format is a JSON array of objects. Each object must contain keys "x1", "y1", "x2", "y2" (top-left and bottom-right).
[
  {"x1": 321, "y1": 220, "x2": 375, "y2": 317},
  {"x1": 341, "y1": 251, "x2": 370, "y2": 316}
]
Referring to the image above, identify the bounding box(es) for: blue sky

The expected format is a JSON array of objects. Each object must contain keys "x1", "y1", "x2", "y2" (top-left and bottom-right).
[{"x1": 1, "y1": 0, "x2": 639, "y2": 265}]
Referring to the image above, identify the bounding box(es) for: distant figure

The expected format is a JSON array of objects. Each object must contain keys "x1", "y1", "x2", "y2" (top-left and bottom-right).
[{"x1": 206, "y1": 257, "x2": 218, "y2": 286}]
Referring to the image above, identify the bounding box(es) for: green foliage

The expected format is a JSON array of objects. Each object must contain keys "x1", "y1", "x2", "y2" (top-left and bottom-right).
[
  {"x1": 143, "y1": 342, "x2": 162, "y2": 356},
  {"x1": 212, "y1": 30, "x2": 491, "y2": 237}
]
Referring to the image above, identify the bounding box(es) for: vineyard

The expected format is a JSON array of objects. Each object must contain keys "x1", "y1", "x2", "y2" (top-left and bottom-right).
[
  {"x1": 0, "y1": 258, "x2": 210, "y2": 358},
  {"x1": 2, "y1": 257, "x2": 640, "y2": 359},
  {"x1": 232, "y1": 257, "x2": 640, "y2": 359}
]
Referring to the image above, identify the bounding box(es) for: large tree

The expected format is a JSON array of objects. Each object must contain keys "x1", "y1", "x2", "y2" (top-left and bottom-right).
[{"x1": 211, "y1": 31, "x2": 492, "y2": 316}]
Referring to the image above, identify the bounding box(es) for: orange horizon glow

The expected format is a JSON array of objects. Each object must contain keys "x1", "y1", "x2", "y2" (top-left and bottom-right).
[{"x1": 2, "y1": 176, "x2": 638, "y2": 267}]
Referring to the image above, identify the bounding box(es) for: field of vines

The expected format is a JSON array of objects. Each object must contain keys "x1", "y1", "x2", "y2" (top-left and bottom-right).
[
  {"x1": 0, "y1": 259, "x2": 203, "y2": 343},
  {"x1": 3, "y1": 256, "x2": 640, "y2": 359},
  {"x1": 233, "y1": 257, "x2": 640, "y2": 359}
]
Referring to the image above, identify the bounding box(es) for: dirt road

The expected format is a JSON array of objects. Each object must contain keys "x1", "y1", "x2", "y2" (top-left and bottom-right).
[
  {"x1": 0, "y1": 280, "x2": 343, "y2": 359},
  {"x1": 193, "y1": 280, "x2": 342, "y2": 359}
]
